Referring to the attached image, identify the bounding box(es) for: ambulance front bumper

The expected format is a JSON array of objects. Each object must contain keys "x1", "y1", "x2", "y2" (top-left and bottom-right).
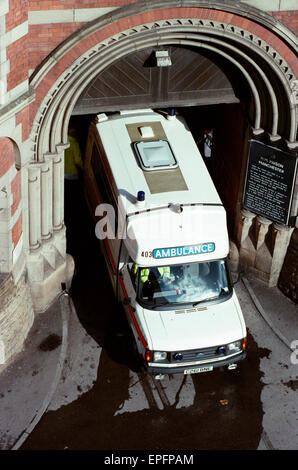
[{"x1": 146, "y1": 350, "x2": 246, "y2": 375}]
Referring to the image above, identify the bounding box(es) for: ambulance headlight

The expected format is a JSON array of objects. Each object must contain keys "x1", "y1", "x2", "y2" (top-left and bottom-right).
[
  {"x1": 153, "y1": 351, "x2": 167, "y2": 362},
  {"x1": 227, "y1": 340, "x2": 242, "y2": 353}
]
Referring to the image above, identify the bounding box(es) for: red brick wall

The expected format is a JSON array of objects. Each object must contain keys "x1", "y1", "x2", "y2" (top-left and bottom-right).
[
  {"x1": 27, "y1": 0, "x2": 138, "y2": 70},
  {"x1": 0, "y1": 138, "x2": 15, "y2": 178},
  {"x1": 29, "y1": 23, "x2": 82, "y2": 71},
  {"x1": 11, "y1": 171, "x2": 21, "y2": 217},
  {"x1": 6, "y1": 36, "x2": 28, "y2": 91},
  {"x1": 28, "y1": 0, "x2": 138, "y2": 9},
  {"x1": 6, "y1": 0, "x2": 28, "y2": 32},
  {"x1": 269, "y1": 10, "x2": 298, "y2": 35},
  {"x1": 5, "y1": 1, "x2": 29, "y2": 91},
  {"x1": 15, "y1": 106, "x2": 31, "y2": 142}
]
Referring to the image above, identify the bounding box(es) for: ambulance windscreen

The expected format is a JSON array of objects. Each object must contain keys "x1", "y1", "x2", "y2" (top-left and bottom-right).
[
  {"x1": 136, "y1": 260, "x2": 232, "y2": 310},
  {"x1": 134, "y1": 140, "x2": 178, "y2": 171}
]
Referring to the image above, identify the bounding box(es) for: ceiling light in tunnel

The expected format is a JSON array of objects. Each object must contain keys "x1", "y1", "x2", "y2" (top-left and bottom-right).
[{"x1": 155, "y1": 50, "x2": 172, "y2": 67}]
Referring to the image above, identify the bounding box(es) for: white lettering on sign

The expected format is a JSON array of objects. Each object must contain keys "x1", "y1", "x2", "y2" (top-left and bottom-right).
[
  {"x1": 0, "y1": 340, "x2": 5, "y2": 364},
  {"x1": 153, "y1": 243, "x2": 215, "y2": 259}
]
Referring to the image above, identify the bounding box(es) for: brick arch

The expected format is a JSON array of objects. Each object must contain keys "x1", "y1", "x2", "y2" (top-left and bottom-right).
[{"x1": 25, "y1": 2, "x2": 297, "y2": 162}]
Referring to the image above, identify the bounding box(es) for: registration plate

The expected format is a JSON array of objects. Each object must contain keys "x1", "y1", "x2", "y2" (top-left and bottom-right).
[{"x1": 184, "y1": 366, "x2": 213, "y2": 375}]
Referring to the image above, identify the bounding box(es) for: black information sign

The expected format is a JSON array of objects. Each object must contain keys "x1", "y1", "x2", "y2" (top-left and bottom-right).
[{"x1": 243, "y1": 140, "x2": 297, "y2": 225}]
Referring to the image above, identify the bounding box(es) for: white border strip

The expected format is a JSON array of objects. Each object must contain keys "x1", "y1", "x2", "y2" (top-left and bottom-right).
[
  {"x1": 243, "y1": 0, "x2": 298, "y2": 12},
  {"x1": 4, "y1": 21, "x2": 28, "y2": 47},
  {"x1": 28, "y1": 7, "x2": 117, "y2": 25}
]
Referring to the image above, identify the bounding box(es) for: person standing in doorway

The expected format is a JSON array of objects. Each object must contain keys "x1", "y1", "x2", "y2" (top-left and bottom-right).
[
  {"x1": 64, "y1": 125, "x2": 84, "y2": 249},
  {"x1": 196, "y1": 128, "x2": 213, "y2": 172},
  {"x1": 203, "y1": 129, "x2": 213, "y2": 159}
]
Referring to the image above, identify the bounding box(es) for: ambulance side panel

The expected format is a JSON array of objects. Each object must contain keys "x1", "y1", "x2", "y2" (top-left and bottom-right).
[{"x1": 83, "y1": 121, "x2": 121, "y2": 294}]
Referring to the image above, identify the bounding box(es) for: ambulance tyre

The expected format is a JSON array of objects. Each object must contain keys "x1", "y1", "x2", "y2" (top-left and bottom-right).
[
  {"x1": 116, "y1": 302, "x2": 131, "y2": 336},
  {"x1": 130, "y1": 336, "x2": 143, "y2": 372}
]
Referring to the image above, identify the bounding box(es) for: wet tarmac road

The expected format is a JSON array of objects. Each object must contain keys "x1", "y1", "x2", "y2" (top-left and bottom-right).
[
  {"x1": 21, "y1": 345, "x2": 265, "y2": 451},
  {"x1": 20, "y1": 190, "x2": 267, "y2": 451}
]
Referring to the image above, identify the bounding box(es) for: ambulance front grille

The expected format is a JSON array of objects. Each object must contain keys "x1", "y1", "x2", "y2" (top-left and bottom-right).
[
  {"x1": 174, "y1": 307, "x2": 207, "y2": 314},
  {"x1": 170, "y1": 346, "x2": 220, "y2": 363}
]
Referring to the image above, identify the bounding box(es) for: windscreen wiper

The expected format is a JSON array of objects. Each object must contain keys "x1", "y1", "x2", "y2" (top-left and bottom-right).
[
  {"x1": 150, "y1": 300, "x2": 185, "y2": 310},
  {"x1": 192, "y1": 289, "x2": 227, "y2": 307},
  {"x1": 151, "y1": 300, "x2": 171, "y2": 310}
]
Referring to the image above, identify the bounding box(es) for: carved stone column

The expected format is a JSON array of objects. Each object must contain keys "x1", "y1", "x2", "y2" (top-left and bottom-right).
[
  {"x1": 0, "y1": 186, "x2": 13, "y2": 273},
  {"x1": 255, "y1": 215, "x2": 272, "y2": 250},
  {"x1": 53, "y1": 154, "x2": 64, "y2": 231},
  {"x1": 28, "y1": 166, "x2": 41, "y2": 250},
  {"x1": 41, "y1": 159, "x2": 53, "y2": 240},
  {"x1": 239, "y1": 208, "x2": 256, "y2": 269},
  {"x1": 254, "y1": 215, "x2": 273, "y2": 278},
  {"x1": 269, "y1": 223, "x2": 294, "y2": 287},
  {"x1": 26, "y1": 151, "x2": 74, "y2": 312}
]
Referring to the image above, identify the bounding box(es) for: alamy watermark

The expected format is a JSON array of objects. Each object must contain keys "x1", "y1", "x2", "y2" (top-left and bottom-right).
[
  {"x1": 290, "y1": 340, "x2": 298, "y2": 365},
  {"x1": 0, "y1": 339, "x2": 5, "y2": 364},
  {"x1": 94, "y1": 197, "x2": 210, "y2": 243}
]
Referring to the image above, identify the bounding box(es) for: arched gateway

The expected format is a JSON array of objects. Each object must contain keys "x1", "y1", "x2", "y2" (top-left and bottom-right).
[{"x1": 2, "y1": 1, "x2": 298, "y2": 362}]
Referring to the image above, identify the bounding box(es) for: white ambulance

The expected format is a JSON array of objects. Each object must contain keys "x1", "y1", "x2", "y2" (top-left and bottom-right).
[{"x1": 84, "y1": 109, "x2": 247, "y2": 377}]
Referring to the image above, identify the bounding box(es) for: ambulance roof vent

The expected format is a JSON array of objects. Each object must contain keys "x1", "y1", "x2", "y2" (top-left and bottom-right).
[
  {"x1": 97, "y1": 113, "x2": 108, "y2": 122},
  {"x1": 133, "y1": 140, "x2": 178, "y2": 172},
  {"x1": 140, "y1": 126, "x2": 154, "y2": 138}
]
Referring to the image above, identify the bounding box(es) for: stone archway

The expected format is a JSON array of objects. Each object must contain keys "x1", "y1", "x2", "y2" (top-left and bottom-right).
[
  {"x1": 29, "y1": 3, "x2": 297, "y2": 159},
  {"x1": 23, "y1": 1, "x2": 297, "y2": 310}
]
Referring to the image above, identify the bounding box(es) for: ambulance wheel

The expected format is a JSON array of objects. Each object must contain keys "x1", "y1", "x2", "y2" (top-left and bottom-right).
[
  {"x1": 130, "y1": 336, "x2": 142, "y2": 372},
  {"x1": 115, "y1": 302, "x2": 130, "y2": 336}
]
